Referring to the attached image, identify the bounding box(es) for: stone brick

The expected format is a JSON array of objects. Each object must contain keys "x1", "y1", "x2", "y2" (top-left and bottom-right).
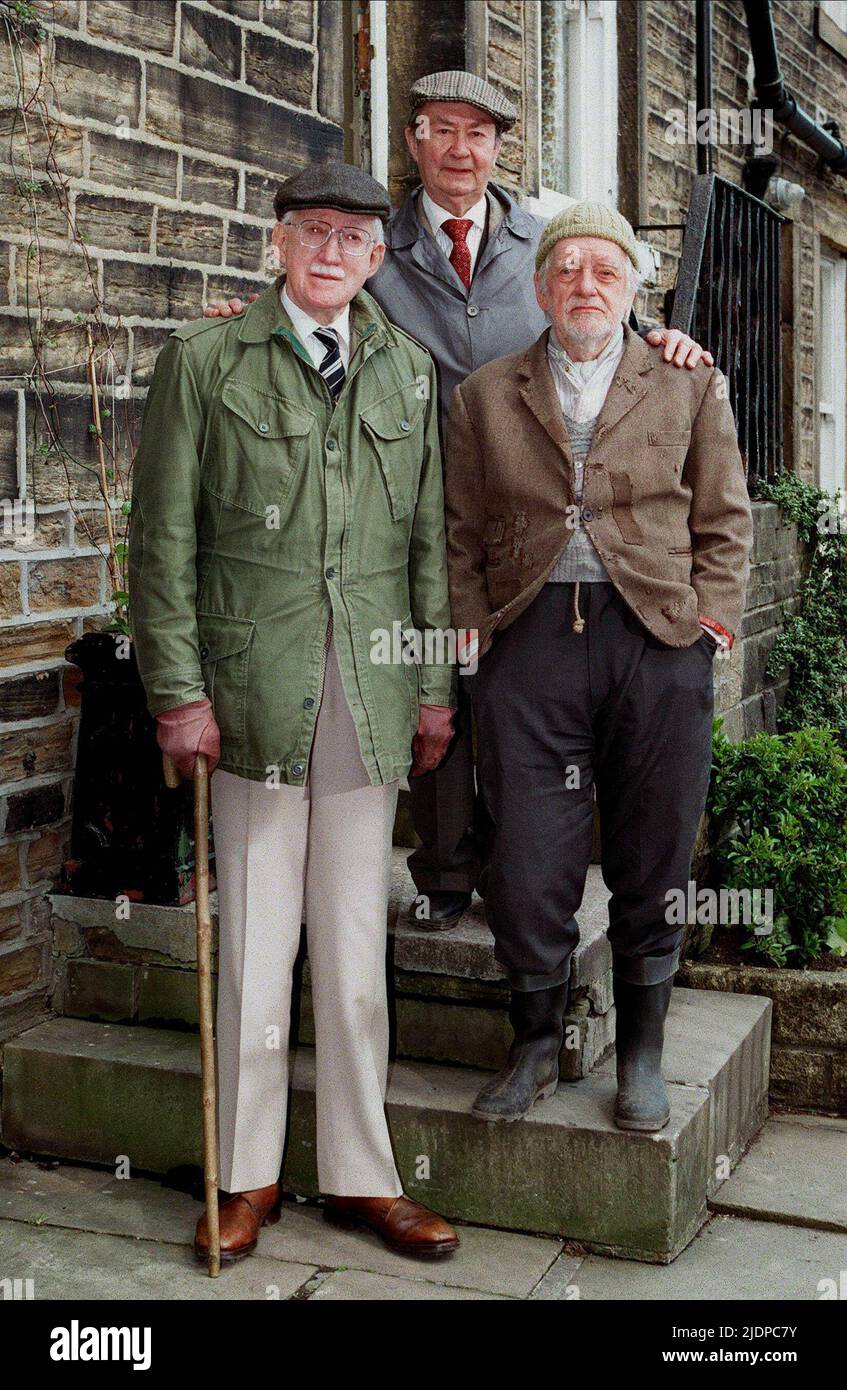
[
  {"x1": 74, "y1": 194, "x2": 153, "y2": 253},
  {"x1": 102, "y1": 259, "x2": 204, "y2": 320},
  {"x1": 182, "y1": 158, "x2": 240, "y2": 210},
  {"x1": 145, "y1": 64, "x2": 342, "y2": 176},
  {"x1": 23, "y1": 390, "x2": 141, "y2": 505},
  {"x1": 52, "y1": 35, "x2": 141, "y2": 126},
  {"x1": 156, "y1": 207, "x2": 223, "y2": 265},
  {"x1": 4, "y1": 782, "x2": 66, "y2": 833},
  {"x1": 244, "y1": 170, "x2": 285, "y2": 217},
  {"x1": 0, "y1": 723, "x2": 73, "y2": 784},
  {"x1": 25, "y1": 828, "x2": 68, "y2": 887},
  {"x1": 0, "y1": 668, "x2": 61, "y2": 721},
  {"x1": 0, "y1": 563, "x2": 23, "y2": 618},
  {"x1": 0, "y1": 109, "x2": 85, "y2": 180},
  {"x1": 243, "y1": 29, "x2": 314, "y2": 108},
  {"x1": 14, "y1": 246, "x2": 99, "y2": 316},
  {"x1": 0, "y1": 843, "x2": 21, "y2": 895},
  {"x1": 209, "y1": 0, "x2": 261, "y2": 18},
  {"x1": 263, "y1": 0, "x2": 314, "y2": 43},
  {"x1": 65, "y1": 959, "x2": 135, "y2": 1022},
  {"x1": 28, "y1": 556, "x2": 102, "y2": 611},
  {"x1": 131, "y1": 327, "x2": 173, "y2": 387},
  {"x1": 225, "y1": 219, "x2": 264, "y2": 271},
  {"x1": 0, "y1": 944, "x2": 42, "y2": 996},
  {"x1": 2, "y1": 512, "x2": 68, "y2": 554},
  {"x1": 85, "y1": 0, "x2": 176, "y2": 54},
  {"x1": 0, "y1": 177, "x2": 72, "y2": 241},
  {"x1": 88, "y1": 132, "x2": 178, "y2": 199},
  {"x1": 0, "y1": 904, "x2": 23, "y2": 946},
  {"x1": 179, "y1": 3, "x2": 242, "y2": 79},
  {"x1": 0, "y1": 620, "x2": 76, "y2": 668}
]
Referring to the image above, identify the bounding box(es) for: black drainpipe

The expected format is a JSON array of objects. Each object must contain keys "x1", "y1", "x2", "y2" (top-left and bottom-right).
[
  {"x1": 696, "y1": 0, "x2": 714, "y2": 176},
  {"x1": 742, "y1": 0, "x2": 847, "y2": 175}
]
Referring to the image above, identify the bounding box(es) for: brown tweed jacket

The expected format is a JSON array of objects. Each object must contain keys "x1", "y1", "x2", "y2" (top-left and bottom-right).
[{"x1": 444, "y1": 323, "x2": 754, "y2": 657}]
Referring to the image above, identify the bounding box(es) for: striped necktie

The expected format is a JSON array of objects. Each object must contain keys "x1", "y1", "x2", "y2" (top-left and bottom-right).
[{"x1": 313, "y1": 326, "x2": 346, "y2": 403}]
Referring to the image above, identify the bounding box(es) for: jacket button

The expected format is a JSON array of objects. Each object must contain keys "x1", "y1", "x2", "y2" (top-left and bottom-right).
[
  {"x1": 325, "y1": 567, "x2": 336, "y2": 579},
  {"x1": 199, "y1": 644, "x2": 209, "y2": 659},
  {"x1": 400, "y1": 419, "x2": 411, "y2": 431},
  {"x1": 258, "y1": 421, "x2": 269, "y2": 434},
  {"x1": 292, "y1": 762, "x2": 305, "y2": 776},
  {"x1": 467, "y1": 304, "x2": 479, "y2": 317},
  {"x1": 304, "y1": 697, "x2": 315, "y2": 709},
  {"x1": 326, "y1": 439, "x2": 337, "y2": 451}
]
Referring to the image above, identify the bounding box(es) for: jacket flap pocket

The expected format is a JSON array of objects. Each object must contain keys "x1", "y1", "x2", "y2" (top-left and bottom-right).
[
  {"x1": 360, "y1": 392, "x2": 426, "y2": 441},
  {"x1": 196, "y1": 612, "x2": 255, "y2": 661},
  {"x1": 221, "y1": 381, "x2": 312, "y2": 439},
  {"x1": 647, "y1": 431, "x2": 690, "y2": 446}
]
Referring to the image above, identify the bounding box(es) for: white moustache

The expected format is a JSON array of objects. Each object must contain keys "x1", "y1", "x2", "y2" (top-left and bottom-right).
[{"x1": 309, "y1": 265, "x2": 346, "y2": 280}]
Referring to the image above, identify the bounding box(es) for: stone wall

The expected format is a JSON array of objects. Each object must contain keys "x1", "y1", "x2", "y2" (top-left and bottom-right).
[
  {"x1": 718, "y1": 501, "x2": 810, "y2": 742},
  {"x1": 0, "y1": 0, "x2": 342, "y2": 1041}
]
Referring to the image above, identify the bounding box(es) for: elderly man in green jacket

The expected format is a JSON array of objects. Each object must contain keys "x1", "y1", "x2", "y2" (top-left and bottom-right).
[{"x1": 128, "y1": 163, "x2": 460, "y2": 1264}]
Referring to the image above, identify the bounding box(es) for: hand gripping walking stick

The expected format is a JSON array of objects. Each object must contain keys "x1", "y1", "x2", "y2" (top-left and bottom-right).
[{"x1": 162, "y1": 750, "x2": 221, "y2": 1277}]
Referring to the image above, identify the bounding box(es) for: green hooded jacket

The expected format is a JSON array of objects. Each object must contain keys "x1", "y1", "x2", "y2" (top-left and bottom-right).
[{"x1": 127, "y1": 278, "x2": 455, "y2": 787}]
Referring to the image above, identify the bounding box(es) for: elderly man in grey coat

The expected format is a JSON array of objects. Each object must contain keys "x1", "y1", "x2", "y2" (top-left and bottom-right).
[{"x1": 205, "y1": 70, "x2": 712, "y2": 931}]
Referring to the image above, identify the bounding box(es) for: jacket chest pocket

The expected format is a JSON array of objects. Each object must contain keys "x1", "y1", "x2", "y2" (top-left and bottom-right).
[
  {"x1": 205, "y1": 381, "x2": 313, "y2": 519},
  {"x1": 359, "y1": 390, "x2": 425, "y2": 521},
  {"x1": 197, "y1": 611, "x2": 255, "y2": 745}
]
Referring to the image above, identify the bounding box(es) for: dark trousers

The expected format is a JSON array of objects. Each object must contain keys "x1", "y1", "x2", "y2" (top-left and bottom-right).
[
  {"x1": 407, "y1": 675, "x2": 489, "y2": 895},
  {"x1": 468, "y1": 581, "x2": 716, "y2": 990}
]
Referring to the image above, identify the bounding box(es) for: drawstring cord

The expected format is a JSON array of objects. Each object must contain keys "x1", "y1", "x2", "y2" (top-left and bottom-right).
[{"x1": 572, "y1": 579, "x2": 585, "y2": 633}]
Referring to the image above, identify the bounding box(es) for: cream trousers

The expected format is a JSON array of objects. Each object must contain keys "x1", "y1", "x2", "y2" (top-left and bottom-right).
[{"x1": 209, "y1": 635, "x2": 402, "y2": 1197}]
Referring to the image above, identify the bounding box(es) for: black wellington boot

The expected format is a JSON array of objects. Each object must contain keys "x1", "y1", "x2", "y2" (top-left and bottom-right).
[
  {"x1": 471, "y1": 981, "x2": 569, "y2": 1123},
  {"x1": 612, "y1": 974, "x2": 675, "y2": 1132}
]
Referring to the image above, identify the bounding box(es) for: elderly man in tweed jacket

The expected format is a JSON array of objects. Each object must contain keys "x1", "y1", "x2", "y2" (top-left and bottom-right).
[{"x1": 444, "y1": 202, "x2": 754, "y2": 1130}]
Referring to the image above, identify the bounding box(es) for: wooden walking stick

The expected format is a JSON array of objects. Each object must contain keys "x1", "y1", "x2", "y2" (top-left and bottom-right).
[{"x1": 162, "y1": 749, "x2": 221, "y2": 1277}]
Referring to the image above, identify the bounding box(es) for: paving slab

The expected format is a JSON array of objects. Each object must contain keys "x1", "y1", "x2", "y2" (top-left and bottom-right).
[
  {"x1": 560, "y1": 1213, "x2": 847, "y2": 1301},
  {"x1": 305, "y1": 1268, "x2": 507, "y2": 1299},
  {"x1": 0, "y1": 1222, "x2": 317, "y2": 1300},
  {"x1": 710, "y1": 1114, "x2": 847, "y2": 1233},
  {"x1": 259, "y1": 1199, "x2": 562, "y2": 1297}
]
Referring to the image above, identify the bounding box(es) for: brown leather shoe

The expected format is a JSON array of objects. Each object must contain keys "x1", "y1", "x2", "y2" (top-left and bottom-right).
[
  {"x1": 193, "y1": 1182, "x2": 282, "y2": 1265},
  {"x1": 323, "y1": 1194, "x2": 459, "y2": 1257}
]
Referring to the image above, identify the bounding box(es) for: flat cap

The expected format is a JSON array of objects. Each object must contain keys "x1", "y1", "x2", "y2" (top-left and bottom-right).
[
  {"x1": 274, "y1": 161, "x2": 391, "y2": 222},
  {"x1": 409, "y1": 70, "x2": 517, "y2": 132}
]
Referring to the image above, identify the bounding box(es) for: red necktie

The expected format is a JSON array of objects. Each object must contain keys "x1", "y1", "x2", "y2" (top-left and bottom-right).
[{"x1": 442, "y1": 218, "x2": 474, "y2": 290}]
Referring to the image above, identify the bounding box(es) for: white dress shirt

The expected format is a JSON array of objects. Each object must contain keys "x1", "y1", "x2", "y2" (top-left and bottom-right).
[
  {"x1": 281, "y1": 283, "x2": 351, "y2": 371},
  {"x1": 422, "y1": 190, "x2": 488, "y2": 279},
  {"x1": 546, "y1": 321, "x2": 625, "y2": 423}
]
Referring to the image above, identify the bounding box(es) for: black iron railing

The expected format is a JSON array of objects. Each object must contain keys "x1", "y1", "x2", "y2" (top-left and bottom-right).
[{"x1": 668, "y1": 174, "x2": 784, "y2": 486}]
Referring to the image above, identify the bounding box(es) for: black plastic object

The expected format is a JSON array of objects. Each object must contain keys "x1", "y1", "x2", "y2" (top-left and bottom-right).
[{"x1": 62, "y1": 632, "x2": 216, "y2": 905}]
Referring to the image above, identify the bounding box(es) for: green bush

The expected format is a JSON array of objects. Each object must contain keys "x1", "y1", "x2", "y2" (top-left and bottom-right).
[{"x1": 706, "y1": 722, "x2": 847, "y2": 967}]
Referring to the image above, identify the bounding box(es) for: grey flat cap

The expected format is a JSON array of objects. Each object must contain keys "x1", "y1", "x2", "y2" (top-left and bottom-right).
[
  {"x1": 274, "y1": 161, "x2": 391, "y2": 222},
  {"x1": 409, "y1": 70, "x2": 517, "y2": 131}
]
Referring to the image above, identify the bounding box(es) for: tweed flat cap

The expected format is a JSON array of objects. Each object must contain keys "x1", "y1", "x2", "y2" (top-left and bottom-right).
[
  {"x1": 274, "y1": 161, "x2": 391, "y2": 222},
  {"x1": 408, "y1": 70, "x2": 517, "y2": 131}
]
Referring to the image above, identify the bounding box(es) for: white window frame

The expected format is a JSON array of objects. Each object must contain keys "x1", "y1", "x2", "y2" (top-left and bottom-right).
[
  {"x1": 817, "y1": 247, "x2": 847, "y2": 511},
  {"x1": 368, "y1": 1, "x2": 389, "y2": 188},
  {"x1": 527, "y1": 0, "x2": 618, "y2": 218}
]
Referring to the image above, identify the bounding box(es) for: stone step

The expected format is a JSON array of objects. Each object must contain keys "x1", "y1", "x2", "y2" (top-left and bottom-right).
[
  {"x1": 50, "y1": 851, "x2": 616, "y2": 1081},
  {"x1": 0, "y1": 987, "x2": 770, "y2": 1263}
]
